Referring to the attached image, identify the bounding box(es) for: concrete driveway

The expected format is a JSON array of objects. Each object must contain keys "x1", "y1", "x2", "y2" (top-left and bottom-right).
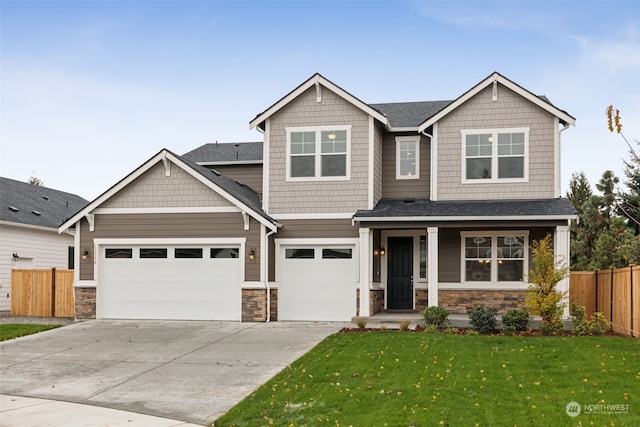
[{"x1": 0, "y1": 320, "x2": 345, "y2": 425}]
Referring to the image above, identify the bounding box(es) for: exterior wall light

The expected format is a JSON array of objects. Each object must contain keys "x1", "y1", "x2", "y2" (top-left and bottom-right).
[{"x1": 248, "y1": 248, "x2": 256, "y2": 261}]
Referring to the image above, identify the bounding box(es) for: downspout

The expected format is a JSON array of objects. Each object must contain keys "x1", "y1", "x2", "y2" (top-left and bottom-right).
[
  {"x1": 558, "y1": 122, "x2": 570, "y2": 198},
  {"x1": 264, "y1": 229, "x2": 276, "y2": 322},
  {"x1": 421, "y1": 129, "x2": 434, "y2": 201}
]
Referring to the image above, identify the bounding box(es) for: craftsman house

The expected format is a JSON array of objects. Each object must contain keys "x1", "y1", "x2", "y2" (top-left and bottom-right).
[{"x1": 59, "y1": 72, "x2": 576, "y2": 321}]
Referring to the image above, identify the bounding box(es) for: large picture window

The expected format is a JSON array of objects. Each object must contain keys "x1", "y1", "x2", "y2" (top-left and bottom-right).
[
  {"x1": 462, "y1": 232, "x2": 527, "y2": 283},
  {"x1": 287, "y1": 126, "x2": 350, "y2": 180},
  {"x1": 462, "y1": 128, "x2": 528, "y2": 182}
]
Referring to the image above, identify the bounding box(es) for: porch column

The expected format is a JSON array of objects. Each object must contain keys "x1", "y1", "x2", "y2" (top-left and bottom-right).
[
  {"x1": 554, "y1": 224, "x2": 570, "y2": 318},
  {"x1": 427, "y1": 226, "x2": 439, "y2": 307},
  {"x1": 359, "y1": 227, "x2": 372, "y2": 317}
]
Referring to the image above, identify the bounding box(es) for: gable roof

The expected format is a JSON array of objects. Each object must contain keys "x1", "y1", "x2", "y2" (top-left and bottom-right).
[
  {"x1": 182, "y1": 141, "x2": 263, "y2": 165},
  {"x1": 369, "y1": 100, "x2": 453, "y2": 129},
  {"x1": 58, "y1": 149, "x2": 280, "y2": 233},
  {"x1": 418, "y1": 72, "x2": 576, "y2": 132},
  {"x1": 0, "y1": 177, "x2": 88, "y2": 230},
  {"x1": 250, "y1": 73, "x2": 389, "y2": 131},
  {"x1": 354, "y1": 198, "x2": 577, "y2": 222}
]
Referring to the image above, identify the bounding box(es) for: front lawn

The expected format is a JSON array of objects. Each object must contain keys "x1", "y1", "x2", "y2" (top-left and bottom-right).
[
  {"x1": 215, "y1": 332, "x2": 639, "y2": 427},
  {"x1": 0, "y1": 324, "x2": 60, "y2": 341}
]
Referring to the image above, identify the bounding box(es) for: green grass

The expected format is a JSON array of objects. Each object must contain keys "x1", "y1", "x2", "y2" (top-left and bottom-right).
[
  {"x1": 214, "y1": 332, "x2": 639, "y2": 427},
  {"x1": 0, "y1": 324, "x2": 60, "y2": 341}
]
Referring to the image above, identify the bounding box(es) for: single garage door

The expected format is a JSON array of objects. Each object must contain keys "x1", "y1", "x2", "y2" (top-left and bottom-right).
[
  {"x1": 98, "y1": 244, "x2": 241, "y2": 320},
  {"x1": 278, "y1": 244, "x2": 357, "y2": 321}
]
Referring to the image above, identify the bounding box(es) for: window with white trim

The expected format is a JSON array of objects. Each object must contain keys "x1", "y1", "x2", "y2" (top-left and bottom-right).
[
  {"x1": 462, "y1": 232, "x2": 528, "y2": 283},
  {"x1": 462, "y1": 128, "x2": 528, "y2": 182},
  {"x1": 287, "y1": 126, "x2": 350, "y2": 180},
  {"x1": 396, "y1": 136, "x2": 419, "y2": 179}
]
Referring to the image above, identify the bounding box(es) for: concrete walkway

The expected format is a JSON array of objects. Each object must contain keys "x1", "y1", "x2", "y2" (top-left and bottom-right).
[{"x1": 0, "y1": 320, "x2": 346, "y2": 426}]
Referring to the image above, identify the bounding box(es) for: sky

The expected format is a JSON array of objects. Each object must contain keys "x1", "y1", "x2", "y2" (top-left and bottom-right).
[{"x1": 1, "y1": 0, "x2": 639, "y2": 201}]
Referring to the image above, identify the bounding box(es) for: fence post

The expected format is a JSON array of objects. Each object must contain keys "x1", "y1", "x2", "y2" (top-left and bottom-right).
[
  {"x1": 595, "y1": 269, "x2": 598, "y2": 313},
  {"x1": 51, "y1": 268, "x2": 56, "y2": 317}
]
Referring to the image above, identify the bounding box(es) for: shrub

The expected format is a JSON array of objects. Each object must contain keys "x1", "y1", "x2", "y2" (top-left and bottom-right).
[
  {"x1": 467, "y1": 304, "x2": 498, "y2": 334},
  {"x1": 589, "y1": 312, "x2": 611, "y2": 335},
  {"x1": 571, "y1": 301, "x2": 589, "y2": 336},
  {"x1": 466, "y1": 329, "x2": 479, "y2": 336},
  {"x1": 423, "y1": 325, "x2": 438, "y2": 334},
  {"x1": 355, "y1": 317, "x2": 367, "y2": 329},
  {"x1": 446, "y1": 327, "x2": 459, "y2": 335},
  {"x1": 399, "y1": 320, "x2": 411, "y2": 331},
  {"x1": 501, "y1": 309, "x2": 531, "y2": 332},
  {"x1": 503, "y1": 325, "x2": 516, "y2": 336},
  {"x1": 421, "y1": 306, "x2": 449, "y2": 328},
  {"x1": 525, "y1": 234, "x2": 568, "y2": 333}
]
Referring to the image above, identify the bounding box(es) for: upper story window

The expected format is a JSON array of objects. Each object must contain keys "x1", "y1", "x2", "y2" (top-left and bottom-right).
[
  {"x1": 287, "y1": 126, "x2": 350, "y2": 181},
  {"x1": 396, "y1": 136, "x2": 420, "y2": 179},
  {"x1": 462, "y1": 128, "x2": 528, "y2": 182}
]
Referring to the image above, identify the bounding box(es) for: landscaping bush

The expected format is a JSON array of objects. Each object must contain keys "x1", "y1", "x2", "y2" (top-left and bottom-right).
[
  {"x1": 467, "y1": 304, "x2": 498, "y2": 334},
  {"x1": 421, "y1": 306, "x2": 449, "y2": 328},
  {"x1": 501, "y1": 309, "x2": 531, "y2": 332},
  {"x1": 571, "y1": 301, "x2": 612, "y2": 336}
]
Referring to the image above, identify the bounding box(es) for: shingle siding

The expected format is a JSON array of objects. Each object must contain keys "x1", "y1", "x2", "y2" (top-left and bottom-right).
[
  {"x1": 268, "y1": 87, "x2": 370, "y2": 214},
  {"x1": 373, "y1": 124, "x2": 383, "y2": 206},
  {"x1": 101, "y1": 162, "x2": 234, "y2": 208},
  {"x1": 381, "y1": 133, "x2": 430, "y2": 199},
  {"x1": 437, "y1": 84, "x2": 556, "y2": 200}
]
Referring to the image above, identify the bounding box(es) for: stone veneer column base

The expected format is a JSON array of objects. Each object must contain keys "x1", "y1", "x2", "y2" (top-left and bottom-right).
[
  {"x1": 242, "y1": 288, "x2": 278, "y2": 322},
  {"x1": 415, "y1": 289, "x2": 429, "y2": 312},
  {"x1": 439, "y1": 290, "x2": 527, "y2": 314},
  {"x1": 74, "y1": 287, "x2": 96, "y2": 319}
]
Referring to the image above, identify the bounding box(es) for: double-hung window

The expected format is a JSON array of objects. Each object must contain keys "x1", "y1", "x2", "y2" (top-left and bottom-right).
[
  {"x1": 287, "y1": 126, "x2": 350, "y2": 180},
  {"x1": 462, "y1": 128, "x2": 528, "y2": 182},
  {"x1": 396, "y1": 136, "x2": 420, "y2": 179},
  {"x1": 462, "y1": 232, "x2": 528, "y2": 284}
]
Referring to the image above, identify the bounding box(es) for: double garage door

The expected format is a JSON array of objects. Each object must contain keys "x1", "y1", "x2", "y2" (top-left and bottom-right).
[
  {"x1": 278, "y1": 244, "x2": 358, "y2": 322},
  {"x1": 98, "y1": 244, "x2": 242, "y2": 321}
]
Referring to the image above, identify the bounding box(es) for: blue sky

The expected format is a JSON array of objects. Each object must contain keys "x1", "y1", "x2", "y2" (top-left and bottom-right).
[{"x1": 1, "y1": 0, "x2": 639, "y2": 200}]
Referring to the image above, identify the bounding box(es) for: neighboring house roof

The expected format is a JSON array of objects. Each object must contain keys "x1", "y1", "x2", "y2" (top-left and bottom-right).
[
  {"x1": 354, "y1": 198, "x2": 577, "y2": 222},
  {"x1": 182, "y1": 142, "x2": 263, "y2": 165},
  {"x1": 58, "y1": 149, "x2": 280, "y2": 233},
  {"x1": 250, "y1": 73, "x2": 389, "y2": 131},
  {"x1": 0, "y1": 177, "x2": 88, "y2": 230}
]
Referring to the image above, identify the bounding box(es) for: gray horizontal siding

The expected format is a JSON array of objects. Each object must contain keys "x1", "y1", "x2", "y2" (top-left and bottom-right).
[
  {"x1": 381, "y1": 133, "x2": 430, "y2": 199},
  {"x1": 212, "y1": 164, "x2": 263, "y2": 195},
  {"x1": 79, "y1": 212, "x2": 261, "y2": 281}
]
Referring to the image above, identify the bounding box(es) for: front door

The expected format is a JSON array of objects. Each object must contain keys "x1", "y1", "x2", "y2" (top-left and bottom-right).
[{"x1": 387, "y1": 236, "x2": 413, "y2": 309}]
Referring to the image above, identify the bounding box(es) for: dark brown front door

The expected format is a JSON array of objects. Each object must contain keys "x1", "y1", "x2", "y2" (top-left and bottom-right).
[{"x1": 387, "y1": 236, "x2": 413, "y2": 309}]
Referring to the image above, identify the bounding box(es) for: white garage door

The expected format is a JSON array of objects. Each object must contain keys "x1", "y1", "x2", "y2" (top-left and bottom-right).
[
  {"x1": 278, "y1": 244, "x2": 357, "y2": 321},
  {"x1": 98, "y1": 244, "x2": 241, "y2": 320}
]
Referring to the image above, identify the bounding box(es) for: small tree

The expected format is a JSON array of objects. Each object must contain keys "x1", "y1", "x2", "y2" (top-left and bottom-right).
[
  {"x1": 28, "y1": 174, "x2": 44, "y2": 186},
  {"x1": 525, "y1": 234, "x2": 569, "y2": 334}
]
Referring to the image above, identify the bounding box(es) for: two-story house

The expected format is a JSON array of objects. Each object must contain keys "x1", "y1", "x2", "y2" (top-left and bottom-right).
[{"x1": 59, "y1": 72, "x2": 576, "y2": 321}]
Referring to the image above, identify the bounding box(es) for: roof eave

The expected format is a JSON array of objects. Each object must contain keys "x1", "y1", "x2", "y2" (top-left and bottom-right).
[{"x1": 353, "y1": 214, "x2": 577, "y2": 222}]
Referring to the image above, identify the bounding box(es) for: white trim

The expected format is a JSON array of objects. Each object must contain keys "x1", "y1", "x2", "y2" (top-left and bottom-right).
[
  {"x1": 242, "y1": 281, "x2": 272, "y2": 289},
  {"x1": 461, "y1": 127, "x2": 529, "y2": 184},
  {"x1": 285, "y1": 125, "x2": 351, "y2": 182},
  {"x1": 555, "y1": 224, "x2": 571, "y2": 318},
  {"x1": 93, "y1": 207, "x2": 241, "y2": 214},
  {"x1": 368, "y1": 116, "x2": 375, "y2": 210},
  {"x1": 73, "y1": 280, "x2": 97, "y2": 289},
  {"x1": 263, "y1": 119, "x2": 270, "y2": 212},
  {"x1": 355, "y1": 214, "x2": 577, "y2": 222},
  {"x1": 94, "y1": 237, "x2": 247, "y2": 245},
  {"x1": 359, "y1": 228, "x2": 371, "y2": 316},
  {"x1": 427, "y1": 227, "x2": 439, "y2": 307},
  {"x1": 460, "y1": 230, "x2": 529, "y2": 285},
  {"x1": 58, "y1": 150, "x2": 279, "y2": 233},
  {"x1": 418, "y1": 72, "x2": 575, "y2": 132},
  {"x1": 0, "y1": 220, "x2": 59, "y2": 233},
  {"x1": 430, "y1": 123, "x2": 438, "y2": 201},
  {"x1": 395, "y1": 136, "x2": 420, "y2": 180},
  {"x1": 439, "y1": 283, "x2": 529, "y2": 290},
  {"x1": 74, "y1": 226, "x2": 81, "y2": 282},
  {"x1": 85, "y1": 214, "x2": 95, "y2": 232},
  {"x1": 259, "y1": 223, "x2": 266, "y2": 282},
  {"x1": 272, "y1": 213, "x2": 354, "y2": 220},
  {"x1": 250, "y1": 74, "x2": 388, "y2": 130}
]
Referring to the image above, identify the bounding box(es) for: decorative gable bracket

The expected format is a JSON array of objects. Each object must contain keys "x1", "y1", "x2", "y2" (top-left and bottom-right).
[
  {"x1": 85, "y1": 213, "x2": 95, "y2": 232},
  {"x1": 162, "y1": 156, "x2": 171, "y2": 176},
  {"x1": 241, "y1": 211, "x2": 250, "y2": 231}
]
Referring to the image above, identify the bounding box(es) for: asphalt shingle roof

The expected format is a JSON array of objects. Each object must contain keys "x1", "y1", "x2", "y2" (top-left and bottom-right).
[
  {"x1": 1, "y1": 177, "x2": 88, "y2": 229},
  {"x1": 354, "y1": 198, "x2": 577, "y2": 220},
  {"x1": 182, "y1": 142, "x2": 263, "y2": 164},
  {"x1": 369, "y1": 100, "x2": 453, "y2": 128}
]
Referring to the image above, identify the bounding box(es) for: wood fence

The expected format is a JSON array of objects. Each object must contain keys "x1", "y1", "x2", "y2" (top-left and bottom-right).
[
  {"x1": 569, "y1": 266, "x2": 639, "y2": 337},
  {"x1": 11, "y1": 269, "x2": 75, "y2": 318}
]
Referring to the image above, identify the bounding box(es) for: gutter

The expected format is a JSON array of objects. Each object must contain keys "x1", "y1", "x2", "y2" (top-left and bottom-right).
[{"x1": 264, "y1": 229, "x2": 276, "y2": 322}]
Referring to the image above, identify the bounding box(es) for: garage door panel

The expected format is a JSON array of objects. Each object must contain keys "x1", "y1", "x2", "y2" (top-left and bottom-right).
[
  {"x1": 278, "y1": 245, "x2": 357, "y2": 321},
  {"x1": 99, "y1": 244, "x2": 241, "y2": 321}
]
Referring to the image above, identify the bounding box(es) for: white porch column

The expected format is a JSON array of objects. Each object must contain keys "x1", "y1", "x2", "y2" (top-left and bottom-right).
[
  {"x1": 427, "y1": 227, "x2": 439, "y2": 307},
  {"x1": 554, "y1": 224, "x2": 571, "y2": 318},
  {"x1": 359, "y1": 227, "x2": 372, "y2": 317}
]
